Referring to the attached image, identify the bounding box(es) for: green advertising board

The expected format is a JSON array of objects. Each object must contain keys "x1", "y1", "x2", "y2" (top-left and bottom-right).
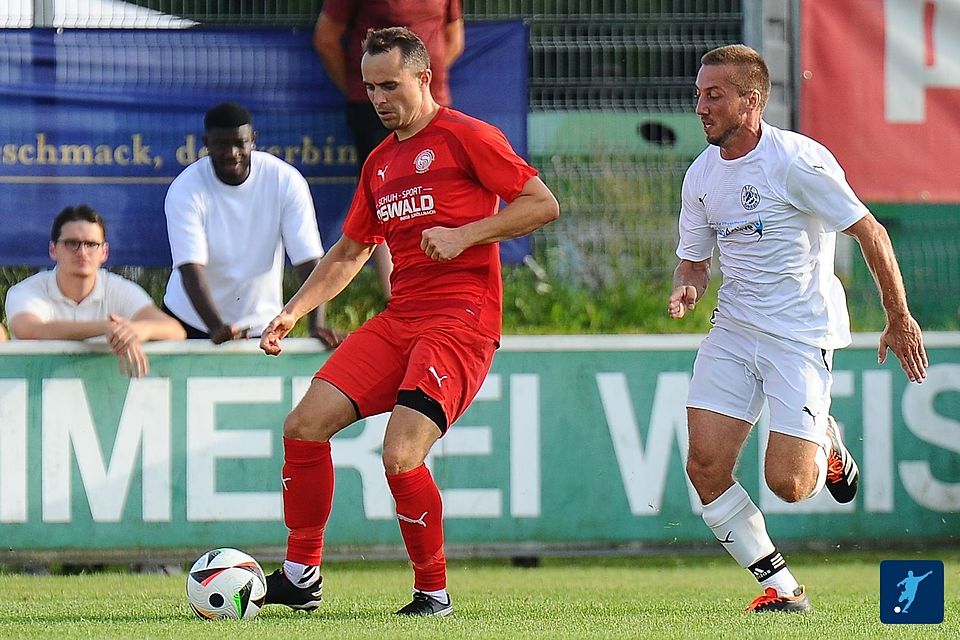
[{"x1": 0, "y1": 335, "x2": 957, "y2": 557}]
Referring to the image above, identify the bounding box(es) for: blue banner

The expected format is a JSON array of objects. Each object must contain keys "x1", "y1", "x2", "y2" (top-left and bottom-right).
[{"x1": 0, "y1": 22, "x2": 529, "y2": 267}]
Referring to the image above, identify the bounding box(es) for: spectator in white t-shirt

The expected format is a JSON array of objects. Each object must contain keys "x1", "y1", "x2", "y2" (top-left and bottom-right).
[
  {"x1": 5, "y1": 205, "x2": 186, "y2": 377},
  {"x1": 162, "y1": 103, "x2": 344, "y2": 347}
]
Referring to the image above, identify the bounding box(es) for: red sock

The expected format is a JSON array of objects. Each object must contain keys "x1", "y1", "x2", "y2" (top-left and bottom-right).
[
  {"x1": 282, "y1": 437, "x2": 334, "y2": 566},
  {"x1": 386, "y1": 464, "x2": 446, "y2": 592}
]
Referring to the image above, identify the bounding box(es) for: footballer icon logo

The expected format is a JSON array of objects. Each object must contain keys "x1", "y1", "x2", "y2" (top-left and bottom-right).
[
  {"x1": 880, "y1": 560, "x2": 944, "y2": 624},
  {"x1": 741, "y1": 184, "x2": 761, "y2": 210},
  {"x1": 414, "y1": 149, "x2": 435, "y2": 174},
  {"x1": 377, "y1": 165, "x2": 388, "y2": 181}
]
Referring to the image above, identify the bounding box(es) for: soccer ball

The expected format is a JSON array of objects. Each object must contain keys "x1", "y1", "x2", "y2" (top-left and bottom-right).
[{"x1": 186, "y1": 548, "x2": 267, "y2": 620}]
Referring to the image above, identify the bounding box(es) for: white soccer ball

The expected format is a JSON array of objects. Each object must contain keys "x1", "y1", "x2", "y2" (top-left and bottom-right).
[{"x1": 185, "y1": 548, "x2": 267, "y2": 620}]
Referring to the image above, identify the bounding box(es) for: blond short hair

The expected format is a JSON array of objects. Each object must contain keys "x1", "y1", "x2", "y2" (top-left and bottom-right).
[{"x1": 701, "y1": 44, "x2": 771, "y2": 112}]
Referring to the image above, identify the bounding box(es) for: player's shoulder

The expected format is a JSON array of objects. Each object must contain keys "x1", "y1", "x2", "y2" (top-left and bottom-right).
[
  {"x1": 762, "y1": 123, "x2": 831, "y2": 160},
  {"x1": 433, "y1": 107, "x2": 501, "y2": 137},
  {"x1": 763, "y1": 124, "x2": 841, "y2": 177},
  {"x1": 684, "y1": 144, "x2": 719, "y2": 182}
]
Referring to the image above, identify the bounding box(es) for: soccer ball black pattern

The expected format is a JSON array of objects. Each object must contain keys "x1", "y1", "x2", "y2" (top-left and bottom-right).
[{"x1": 186, "y1": 548, "x2": 267, "y2": 620}]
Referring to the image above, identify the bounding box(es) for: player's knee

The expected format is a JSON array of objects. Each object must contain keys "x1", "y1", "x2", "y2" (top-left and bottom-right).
[
  {"x1": 283, "y1": 406, "x2": 327, "y2": 441},
  {"x1": 765, "y1": 471, "x2": 810, "y2": 503},
  {"x1": 685, "y1": 452, "x2": 725, "y2": 489},
  {"x1": 685, "y1": 456, "x2": 705, "y2": 485},
  {"x1": 381, "y1": 445, "x2": 423, "y2": 476}
]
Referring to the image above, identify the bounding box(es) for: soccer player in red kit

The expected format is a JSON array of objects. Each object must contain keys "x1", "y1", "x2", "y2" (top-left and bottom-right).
[{"x1": 259, "y1": 26, "x2": 559, "y2": 617}]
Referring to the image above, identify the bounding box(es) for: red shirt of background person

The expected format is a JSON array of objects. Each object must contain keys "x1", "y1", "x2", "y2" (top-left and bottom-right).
[
  {"x1": 314, "y1": 0, "x2": 465, "y2": 298},
  {"x1": 315, "y1": 0, "x2": 463, "y2": 106},
  {"x1": 260, "y1": 27, "x2": 559, "y2": 617}
]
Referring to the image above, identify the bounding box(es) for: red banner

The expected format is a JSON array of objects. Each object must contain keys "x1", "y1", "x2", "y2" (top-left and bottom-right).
[{"x1": 800, "y1": 0, "x2": 960, "y2": 202}]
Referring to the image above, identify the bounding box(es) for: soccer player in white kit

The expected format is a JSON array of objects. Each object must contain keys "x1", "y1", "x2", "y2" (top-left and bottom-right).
[{"x1": 668, "y1": 44, "x2": 928, "y2": 612}]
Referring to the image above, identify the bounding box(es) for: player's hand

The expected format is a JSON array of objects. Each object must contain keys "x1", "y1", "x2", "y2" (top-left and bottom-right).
[
  {"x1": 421, "y1": 226, "x2": 467, "y2": 261},
  {"x1": 311, "y1": 326, "x2": 346, "y2": 350},
  {"x1": 260, "y1": 312, "x2": 296, "y2": 356},
  {"x1": 667, "y1": 285, "x2": 699, "y2": 319},
  {"x1": 878, "y1": 314, "x2": 928, "y2": 383},
  {"x1": 115, "y1": 341, "x2": 149, "y2": 378}
]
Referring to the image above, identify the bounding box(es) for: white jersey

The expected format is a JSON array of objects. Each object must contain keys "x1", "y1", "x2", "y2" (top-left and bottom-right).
[
  {"x1": 163, "y1": 151, "x2": 324, "y2": 335},
  {"x1": 676, "y1": 122, "x2": 869, "y2": 349},
  {"x1": 5, "y1": 268, "x2": 153, "y2": 336}
]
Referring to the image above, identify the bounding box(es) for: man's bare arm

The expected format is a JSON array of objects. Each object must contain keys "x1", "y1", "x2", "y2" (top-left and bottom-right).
[
  {"x1": 844, "y1": 214, "x2": 927, "y2": 382},
  {"x1": 313, "y1": 14, "x2": 349, "y2": 95}
]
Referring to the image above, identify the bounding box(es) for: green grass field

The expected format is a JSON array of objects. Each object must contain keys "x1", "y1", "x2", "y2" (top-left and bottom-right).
[{"x1": 0, "y1": 552, "x2": 956, "y2": 639}]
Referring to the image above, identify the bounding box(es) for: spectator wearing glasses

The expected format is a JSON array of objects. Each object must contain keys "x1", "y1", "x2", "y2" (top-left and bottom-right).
[{"x1": 4, "y1": 205, "x2": 186, "y2": 377}]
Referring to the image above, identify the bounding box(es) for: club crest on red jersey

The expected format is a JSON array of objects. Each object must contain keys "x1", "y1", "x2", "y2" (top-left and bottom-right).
[{"x1": 415, "y1": 149, "x2": 435, "y2": 174}]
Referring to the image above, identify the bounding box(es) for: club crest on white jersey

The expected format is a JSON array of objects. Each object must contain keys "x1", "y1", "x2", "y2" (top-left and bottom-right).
[{"x1": 741, "y1": 184, "x2": 761, "y2": 210}]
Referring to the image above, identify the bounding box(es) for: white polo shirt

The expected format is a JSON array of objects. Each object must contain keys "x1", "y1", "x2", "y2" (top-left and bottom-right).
[
  {"x1": 5, "y1": 268, "x2": 154, "y2": 336},
  {"x1": 162, "y1": 151, "x2": 324, "y2": 335},
  {"x1": 676, "y1": 122, "x2": 869, "y2": 349}
]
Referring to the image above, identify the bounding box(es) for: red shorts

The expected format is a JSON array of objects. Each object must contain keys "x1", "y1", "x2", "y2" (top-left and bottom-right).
[{"x1": 316, "y1": 310, "x2": 497, "y2": 429}]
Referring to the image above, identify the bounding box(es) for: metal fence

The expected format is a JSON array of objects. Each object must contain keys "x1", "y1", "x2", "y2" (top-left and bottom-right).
[{"x1": 0, "y1": 1, "x2": 742, "y2": 300}]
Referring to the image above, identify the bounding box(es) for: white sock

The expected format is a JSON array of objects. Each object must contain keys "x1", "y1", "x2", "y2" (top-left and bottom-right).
[
  {"x1": 701, "y1": 483, "x2": 775, "y2": 568},
  {"x1": 417, "y1": 588, "x2": 449, "y2": 604},
  {"x1": 761, "y1": 567, "x2": 801, "y2": 596},
  {"x1": 283, "y1": 560, "x2": 321, "y2": 588},
  {"x1": 701, "y1": 485, "x2": 802, "y2": 597}
]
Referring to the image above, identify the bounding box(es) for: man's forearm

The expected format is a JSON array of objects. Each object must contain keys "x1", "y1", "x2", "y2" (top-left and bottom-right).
[
  {"x1": 673, "y1": 259, "x2": 711, "y2": 299},
  {"x1": 852, "y1": 220, "x2": 911, "y2": 322},
  {"x1": 13, "y1": 319, "x2": 110, "y2": 341},
  {"x1": 178, "y1": 263, "x2": 226, "y2": 332}
]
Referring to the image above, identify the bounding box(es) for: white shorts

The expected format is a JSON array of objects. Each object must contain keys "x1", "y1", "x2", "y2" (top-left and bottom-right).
[{"x1": 687, "y1": 320, "x2": 833, "y2": 446}]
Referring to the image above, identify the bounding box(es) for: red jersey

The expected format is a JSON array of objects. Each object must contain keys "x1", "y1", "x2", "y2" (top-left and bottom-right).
[
  {"x1": 323, "y1": 0, "x2": 462, "y2": 105},
  {"x1": 342, "y1": 107, "x2": 538, "y2": 342}
]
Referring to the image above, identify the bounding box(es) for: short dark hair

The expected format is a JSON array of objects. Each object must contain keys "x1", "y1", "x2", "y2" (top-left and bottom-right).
[
  {"x1": 204, "y1": 103, "x2": 253, "y2": 131},
  {"x1": 51, "y1": 205, "x2": 106, "y2": 242},
  {"x1": 701, "y1": 44, "x2": 771, "y2": 112},
  {"x1": 362, "y1": 26, "x2": 431, "y2": 72}
]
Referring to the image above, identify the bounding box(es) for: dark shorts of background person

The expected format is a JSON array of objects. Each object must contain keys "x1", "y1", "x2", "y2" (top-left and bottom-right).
[
  {"x1": 161, "y1": 303, "x2": 210, "y2": 340},
  {"x1": 346, "y1": 101, "x2": 390, "y2": 168},
  {"x1": 315, "y1": 309, "x2": 497, "y2": 434}
]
